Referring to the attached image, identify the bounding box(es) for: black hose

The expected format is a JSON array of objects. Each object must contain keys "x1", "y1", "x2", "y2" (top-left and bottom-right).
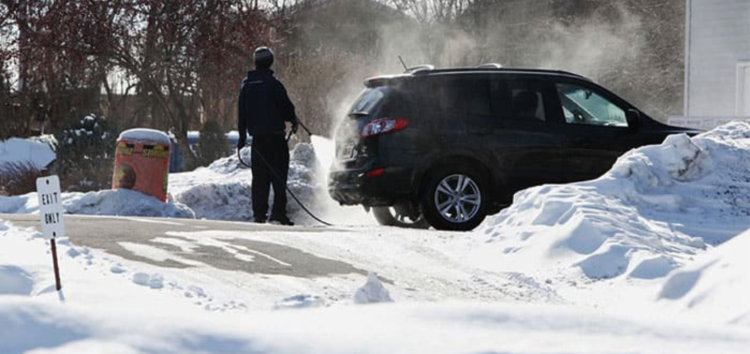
[{"x1": 237, "y1": 141, "x2": 333, "y2": 227}]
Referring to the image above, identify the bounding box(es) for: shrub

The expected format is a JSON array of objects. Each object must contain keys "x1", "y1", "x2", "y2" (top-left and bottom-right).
[
  {"x1": 54, "y1": 114, "x2": 118, "y2": 191},
  {"x1": 0, "y1": 161, "x2": 44, "y2": 196}
]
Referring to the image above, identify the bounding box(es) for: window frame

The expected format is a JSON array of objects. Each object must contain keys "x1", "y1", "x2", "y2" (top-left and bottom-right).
[{"x1": 551, "y1": 78, "x2": 634, "y2": 129}]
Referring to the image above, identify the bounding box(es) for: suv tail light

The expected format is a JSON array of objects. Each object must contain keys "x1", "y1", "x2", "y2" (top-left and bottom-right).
[{"x1": 361, "y1": 117, "x2": 409, "y2": 138}]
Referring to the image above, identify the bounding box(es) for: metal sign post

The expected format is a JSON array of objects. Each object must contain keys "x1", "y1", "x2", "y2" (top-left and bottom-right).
[{"x1": 36, "y1": 175, "x2": 65, "y2": 291}]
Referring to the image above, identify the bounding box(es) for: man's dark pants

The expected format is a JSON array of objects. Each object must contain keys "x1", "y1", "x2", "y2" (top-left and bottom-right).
[{"x1": 250, "y1": 134, "x2": 289, "y2": 220}]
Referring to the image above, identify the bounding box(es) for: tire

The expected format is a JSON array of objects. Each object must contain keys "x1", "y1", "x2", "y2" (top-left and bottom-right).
[
  {"x1": 420, "y1": 165, "x2": 488, "y2": 231},
  {"x1": 372, "y1": 207, "x2": 430, "y2": 229}
]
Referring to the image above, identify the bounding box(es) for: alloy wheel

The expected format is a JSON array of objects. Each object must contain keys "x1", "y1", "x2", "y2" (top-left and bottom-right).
[{"x1": 432, "y1": 174, "x2": 482, "y2": 223}]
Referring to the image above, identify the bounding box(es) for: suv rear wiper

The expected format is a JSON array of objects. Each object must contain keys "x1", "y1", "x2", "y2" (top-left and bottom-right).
[{"x1": 348, "y1": 111, "x2": 369, "y2": 119}]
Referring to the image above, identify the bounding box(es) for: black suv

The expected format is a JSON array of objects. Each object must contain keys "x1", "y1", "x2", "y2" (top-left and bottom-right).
[{"x1": 328, "y1": 66, "x2": 693, "y2": 231}]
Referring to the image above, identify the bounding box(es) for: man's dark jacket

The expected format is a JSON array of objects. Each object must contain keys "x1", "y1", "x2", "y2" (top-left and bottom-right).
[{"x1": 237, "y1": 69, "x2": 297, "y2": 145}]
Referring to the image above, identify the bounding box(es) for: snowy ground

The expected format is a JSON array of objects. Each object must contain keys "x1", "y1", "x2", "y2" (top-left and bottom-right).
[{"x1": 2, "y1": 123, "x2": 750, "y2": 353}]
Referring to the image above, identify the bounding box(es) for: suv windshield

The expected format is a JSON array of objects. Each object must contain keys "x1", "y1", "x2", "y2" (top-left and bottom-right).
[{"x1": 349, "y1": 87, "x2": 389, "y2": 116}]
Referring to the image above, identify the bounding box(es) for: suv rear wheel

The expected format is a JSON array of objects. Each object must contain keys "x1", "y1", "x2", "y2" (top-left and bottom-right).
[
  {"x1": 420, "y1": 165, "x2": 488, "y2": 231},
  {"x1": 372, "y1": 207, "x2": 430, "y2": 229}
]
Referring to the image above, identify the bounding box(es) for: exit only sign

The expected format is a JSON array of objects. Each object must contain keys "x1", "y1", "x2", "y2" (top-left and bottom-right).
[
  {"x1": 36, "y1": 175, "x2": 64, "y2": 291},
  {"x1": 36, "y1": 175, "x2": 65, "y2": 239}
]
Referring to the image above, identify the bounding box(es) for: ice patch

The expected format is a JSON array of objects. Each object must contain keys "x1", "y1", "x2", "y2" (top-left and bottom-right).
[{"x1": 354, "y1": 272, "x2": 393, "y2": 304}]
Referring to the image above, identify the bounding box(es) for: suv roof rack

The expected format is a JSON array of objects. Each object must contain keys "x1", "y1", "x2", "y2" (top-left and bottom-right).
[{"x1": 410, "y1": 66, "x2": 589, "y2": 80}]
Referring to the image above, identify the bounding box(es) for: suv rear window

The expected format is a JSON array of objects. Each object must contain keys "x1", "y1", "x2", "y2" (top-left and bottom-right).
[{"x1": 349, "y1": 87, "x2": 389, "y2": 115}]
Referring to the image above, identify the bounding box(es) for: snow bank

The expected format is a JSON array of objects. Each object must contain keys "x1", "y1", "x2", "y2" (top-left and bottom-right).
[
  {"x1": 0, "y1": 188, "x2": 194, "y2": 218},
  {"x1": 3, "y1": 297, "x2": 749, "y2": 354},
  {"x1": 169, "y1": 142, "x2": 335, "y2": 224},
  {"x1": 658, "y1": 230, "x2": 750, "y2": 326},
  {"x1": 0, "y1": 137, "x2": 56, "y2": 170},
  {"x1": 478, "y1": 122, "x2": 750, "y2": 280}
]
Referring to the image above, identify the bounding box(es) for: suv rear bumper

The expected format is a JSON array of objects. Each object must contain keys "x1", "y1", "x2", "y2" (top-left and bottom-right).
[{"x1": 328, "y1": 165, "x2": 414, "y2": 206}]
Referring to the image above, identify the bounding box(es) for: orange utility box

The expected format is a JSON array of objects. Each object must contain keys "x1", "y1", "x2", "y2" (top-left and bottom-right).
[{"x1": 112, "y1": 129, "x2": 171, "y2": 201}]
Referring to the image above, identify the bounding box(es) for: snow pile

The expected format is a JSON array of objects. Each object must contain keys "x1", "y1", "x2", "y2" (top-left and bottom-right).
[
  {"x1": 3, "y1": 300, "x2": 748, "y2": 354},
  {"x1": 353, "y1": 272, "x2": 393, "y2": 304},
  {"x1": 479, "y1": 122, "x2": 750, "y2": 280},
  {"x1": 658, "y1": 230, "x2": 750, "y2": 326},
  {"x1": 0, "y1": 137, "x2": 56, "y2": 170},
  {"x1": 0, "y1": 188, "x2": 194, "y2": 218},
  {"x1": 169, "y1": 142, "x2": 330, "y2": 224}
]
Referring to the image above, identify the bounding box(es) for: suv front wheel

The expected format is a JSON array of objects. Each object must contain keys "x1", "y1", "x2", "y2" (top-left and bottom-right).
[{"x1": 420, "y1": 166, "x2": 488, "y2": 231}]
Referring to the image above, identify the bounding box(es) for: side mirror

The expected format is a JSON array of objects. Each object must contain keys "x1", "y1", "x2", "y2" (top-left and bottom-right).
[{"x1": 626, "y1": 109, "x2": 640, "y2": 130}]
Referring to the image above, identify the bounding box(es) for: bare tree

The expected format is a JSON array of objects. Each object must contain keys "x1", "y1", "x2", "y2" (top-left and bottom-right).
[
  {"x1": 386, "y1": 0, "x2": 475, "y2": 23},
  {"x1": 97, "y1": 0, "x2": 272, "y2": 168}
]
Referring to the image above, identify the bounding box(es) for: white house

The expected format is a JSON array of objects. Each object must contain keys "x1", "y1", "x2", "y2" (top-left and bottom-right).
[{"x1": 681, "y1": 0, "x2": 750, "y2": 128}]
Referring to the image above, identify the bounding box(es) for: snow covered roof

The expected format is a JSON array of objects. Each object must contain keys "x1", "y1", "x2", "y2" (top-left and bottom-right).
[{"x1": 0, "y1": 137, "x2": 56, "y2": 170}]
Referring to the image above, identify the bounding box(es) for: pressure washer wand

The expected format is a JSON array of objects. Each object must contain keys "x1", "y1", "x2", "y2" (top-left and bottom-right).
[{"x1": 296, "y1": 119, "x2": 314, "y2": 137}]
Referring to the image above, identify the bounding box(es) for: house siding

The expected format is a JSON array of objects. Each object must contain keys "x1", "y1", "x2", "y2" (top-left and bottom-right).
[{"x1": 687, "y1": 0, "x2": 750, "y2": 117}]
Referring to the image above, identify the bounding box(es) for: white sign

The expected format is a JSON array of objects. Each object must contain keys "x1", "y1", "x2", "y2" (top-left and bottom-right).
[{"x1": 36, "y1": 175, "x2": 65, "y2": 239}]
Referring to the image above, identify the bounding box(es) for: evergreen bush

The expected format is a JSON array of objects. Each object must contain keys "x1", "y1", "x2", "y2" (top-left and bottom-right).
[{"x1": 54, "y1": 114, "x2": 118, "y2": 191}]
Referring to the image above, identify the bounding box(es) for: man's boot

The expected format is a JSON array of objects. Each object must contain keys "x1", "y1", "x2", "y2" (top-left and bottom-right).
[{"x1": 269, "y1": 214, "x2": 294, "y2": 226}]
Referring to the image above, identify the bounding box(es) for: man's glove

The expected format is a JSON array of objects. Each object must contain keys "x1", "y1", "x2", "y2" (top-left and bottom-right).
[{"x1": 237, "y1": 139, "x2": 246, "y2": 150}]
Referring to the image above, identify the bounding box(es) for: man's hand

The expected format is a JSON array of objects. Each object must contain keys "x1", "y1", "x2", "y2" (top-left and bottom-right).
[
  {"x1": 237, "y1": 139, "x2": 246, "y2": 150},
  {"x1": 291, "y1": 121, "x2": 299, "y2": 134}
]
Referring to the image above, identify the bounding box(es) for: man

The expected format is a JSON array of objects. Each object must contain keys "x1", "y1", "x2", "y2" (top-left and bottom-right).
[{"x1": 237, "y1": 46, "x2": 298, "y2": 225}]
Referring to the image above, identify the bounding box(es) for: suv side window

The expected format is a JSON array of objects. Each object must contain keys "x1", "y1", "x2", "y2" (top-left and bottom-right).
[
  {"x1": 434, "y1": 77, "x2": 492, "y2": 118},
  {"x1": 507, "y1": 81, "x2": 548, "y2": 122},
  {"x1": 556, "y1": 83, "x2": 627, "y2": 127}
]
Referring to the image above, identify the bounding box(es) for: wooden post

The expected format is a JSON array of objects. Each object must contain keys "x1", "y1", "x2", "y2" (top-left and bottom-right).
[{"x1": 50, "y1": 235, "x2": 62, "y2": 291}]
